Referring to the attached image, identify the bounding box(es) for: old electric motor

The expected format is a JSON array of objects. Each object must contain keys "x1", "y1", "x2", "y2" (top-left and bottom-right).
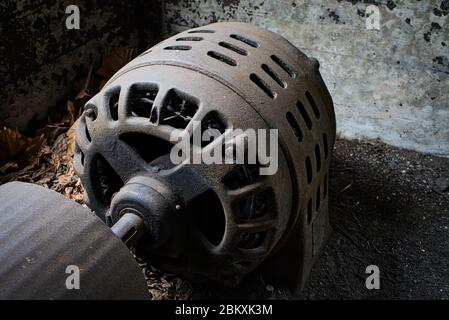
[{"x1": 74, "y1": 22, "x2": 336, "y2": 290}]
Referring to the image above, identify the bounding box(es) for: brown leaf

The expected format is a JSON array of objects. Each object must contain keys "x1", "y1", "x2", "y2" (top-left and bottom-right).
[
  {"x1": 58, "y1": 174, "x2": 72, "y2": 186},
  {"x1": 0, "y1": 127, "x2": 44, "y2": 165},
  {"x1": 75, "y1": 89, "x2": 92, "y2": 104},
  {"x1": 96, "y1": 47, "x2": 136, "y2": 79},
  {"x1": 66, "y1": 118, "x2": 80, "y2": 158},
  {"x1": 0, "y1": 161, "x2": 18, "y2": 174},
  {"x1": 67, "y1": 100, "x2": 76, "y2": 124}
]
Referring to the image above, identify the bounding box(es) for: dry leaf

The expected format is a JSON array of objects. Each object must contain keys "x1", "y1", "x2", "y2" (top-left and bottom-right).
[
  {"x1": 66, "y1": 118, "x2": 80, "y2": 158},
  {"x1": 67, "y1": 100, "x2": 76, "y2": 124},
  {"x1": 0, "y1": 127, "x2": 44, "y2": 165},
  {"x1": 74, "y1": 89, "x2": 92, "y2": 104},
  {"x1": 0, "y1": 161, "x2": 18, "y2": 174},
  {"x1": 96, "y1": 47, "x2": 136, "y2": 79}
]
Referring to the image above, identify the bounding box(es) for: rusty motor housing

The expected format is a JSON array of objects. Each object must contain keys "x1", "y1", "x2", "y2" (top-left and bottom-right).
[{"x1": 74, "y1": 22, "x2": 336, "y2": 290}]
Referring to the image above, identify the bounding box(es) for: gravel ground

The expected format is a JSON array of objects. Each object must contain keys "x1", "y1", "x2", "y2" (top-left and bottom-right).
[{"x1": 190, "y1": 138, "x2": 449, "y2": 299}]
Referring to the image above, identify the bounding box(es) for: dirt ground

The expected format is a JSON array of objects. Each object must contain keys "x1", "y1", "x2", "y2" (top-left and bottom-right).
[
  {"x1": 2, "y1": 126, "x2": 448, "y2": 299},
  {"x1": 189, "y1": 138, "x2": 449, "y2": 300}
]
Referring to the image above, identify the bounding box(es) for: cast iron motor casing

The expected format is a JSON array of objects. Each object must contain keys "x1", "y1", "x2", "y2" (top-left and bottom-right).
[{"x1": 74, "y1": 22, "x2": 335, "y2": 288}]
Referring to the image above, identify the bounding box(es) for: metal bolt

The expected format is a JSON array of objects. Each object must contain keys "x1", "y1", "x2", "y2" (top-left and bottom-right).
[{"x1": 85, "y1": 108, "x2": 96, "y2": 120}]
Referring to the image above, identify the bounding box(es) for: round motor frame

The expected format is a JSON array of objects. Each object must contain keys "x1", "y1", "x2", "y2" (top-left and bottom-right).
[{"x1": 74, "y1": 22, "x2": 335, "y2": 286}]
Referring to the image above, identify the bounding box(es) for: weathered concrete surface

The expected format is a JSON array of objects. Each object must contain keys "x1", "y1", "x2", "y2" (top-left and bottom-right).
[
  {"x1": 165, "y1": 0, "x2": 449, "y2": 156},
  {"x1": 0, "y1": 0, "x2": 164, "y2": 131}
]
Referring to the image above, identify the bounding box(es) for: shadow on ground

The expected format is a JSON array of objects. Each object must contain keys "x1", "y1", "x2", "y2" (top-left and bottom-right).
[{"x1": 192, "y1": 139, "x2": 449, "y2": 299}]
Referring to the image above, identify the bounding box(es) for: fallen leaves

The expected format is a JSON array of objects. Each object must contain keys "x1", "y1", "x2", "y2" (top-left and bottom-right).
[
  {"x1": 0, "y1": 127, "x2": 44, "y2": 167},
  {"x1": 96, "y1": 47, "x2": 136, "y2": 80},
  {"x1": 0, "y1": 47, "x2": 137, "y2": 201},
  {"x1": 66, "y1": 118, "x2": 80, "y2": 159},
  {"x1": 137, "y1": 257, "x2": 193, "y2": 300},
  {"x1": 0, "y1": 47, "x2": 191, "y2": 300}
]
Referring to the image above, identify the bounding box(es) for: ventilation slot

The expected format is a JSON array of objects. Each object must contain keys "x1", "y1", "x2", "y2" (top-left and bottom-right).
[
  {"x1": 297, "y1": 100, "x2": 312, "y2": 129},
  {"x1": 164, "y1": 45, "x2": 191, "y2": 50},
  {"x1": 188, "y1": 29, "x2": 215, "y2": 33},
  {"x1": 250, "y1": 73, "x2": 275, "y2": 99},
  {"x1": 176, "y1": 36, "x2": 203, "y2": 41},
  {"x1": 316, "y1": 186, "x2": 321, "y2": 211},
  {"x1": 197, "y1": 111, "x2": 227, "y2": 147},
  {"x1": 218, "y1": 41, "x2": 248, "y2": 55},
  {"x1": 207, "y1": 51, "x2": 237, "y2": 66},
  {"x1": 286, "y1": 112, "x2": 303, "y2": 142},
  {"x1": 305, "y1": 156, "x2": 312, "y2": 184},
  {"x1": 223, "y1": 164, "x2": 261, "y2": 190},
  {"x1": 306, "y1": 91, "x2": 320, "y2": 119},
  {"x1": 230, "y1": 34, "x2": 259, "y2": 48},
  {"x1": 84, "y1": 104, "x2": 98, "y2": 121},
  {"x1": 323, "y1": 133, "x2": 329, "y2": 159},
  {"x1": 307, "y1": 199, "x2": 312, "y2": 224},
  {"x1": 314, "y1": 144, "x2": 321, "y2": 172},
  {"x1": 160, "y1": 89, "x2": 199, "y2": 129},
  {"x1": 261, "y1": 64, "x2": 286, "y2": 88},
  {"x1": 120, "y1": 133, "x2": 173, "y2": 165},
  {"x1": 324, "y1": 173, "x2": 328, "y2": 199},
  {"x1": 189, "y1": 190, "x2": 225, "y2": 246},
  {"x1": 108, "y1": 91, "x2": 120, "y2": 121},
  {"x1": 91, "y1": 154, "x2": 124, "y2": 205},
  {"x1": 237, "y1": 231, "x2": 266, "y2": 249},
  {"x1": 235, "y1": 189, "x2": 273, "y2": 223},
  {"x1": 271, "y1": 54, "x2": 297, "y2": 78},
  {"x1": 128, "y1": 86, "x2": 158, "y2": 118}
]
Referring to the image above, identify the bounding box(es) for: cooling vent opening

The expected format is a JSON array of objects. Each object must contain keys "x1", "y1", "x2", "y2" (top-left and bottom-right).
[
  {"x1": 84, "y1": 104, "x2": 98, "y2": 121},
  {"x1": 222, "y1": 164, "x2": 262, "y2": 190},
  {"x1": 195, "y1": 111, "x2": 227, "y2": 147},
  {"x1": 271, "y1": 54, "x2": 297, "y2": 78},
  {"x1": 108, "y1": 90, "x2": 120, "y2": 121},
  {"x1": 189, "y1": 190, "x2": 225, "y2": 246},
  {"x1": 120, "y1": 133, "x2": 173, "y2": 164},
  {"x1": 237, "y1": 231, "x2": 267, "y2": 249},
  {"x1": 128, "y1": 84, "x2": 158, "y2": 119},
  {"x1": 176, "y1": 36, "x2": 203, "y2": 41},
  {"x1": 218, "y1": 41, "x2": 248, "y2": 56},
  {"x1": 261, "y1": 64, "x2": 286, "y2": 88},
  {"x1": 91, "y1": 154, "x2": 124, "y2": 205},
  {"x1": 188, "y1": 29, "x2": 215, "y2": 33},
  {"x1": 207, "y1": 51, "x2": 237, "y2": 66},
  {"x1": 160, "y1": 89, "x2": 199, "y2": 129},
  {"x1": 306, "y1": 91, "x2": 320, "y2": 119},
  {"x1": 164, "y1": 45, "x2": 192, "y2": 50},
  {"x1": 250, "y1": 73, "x2": 276, "y2": 99},
  {"x1": 297, "y1": 100, "x2": 312, "y2": 130},
  {"x1": 315, "y1": 144, "x2": 321, "y2": 172},
  {"x1": 235, "y1": 188, "x2": 274, "y2": 223},
  {"x1": 230, "y1": 34, "x2": 260, "y2": 48},
  {"x1": 305, "y1": 156, "x2": 313, "y2": 184},
  {"x1": 307, "y1": 198, "x2": 312, "y2": 224},
  {"x1": 286, "y1": 112, "x2": 303, "y2": 142}
]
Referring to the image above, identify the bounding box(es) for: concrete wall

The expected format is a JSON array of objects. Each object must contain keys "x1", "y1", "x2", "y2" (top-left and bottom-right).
[
  {"x1": 165, "y1": 0, "x2": 449, "y2": 156},
  {"x1": 0, "y1": 0, "x2": 164, "y2": 131}
]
